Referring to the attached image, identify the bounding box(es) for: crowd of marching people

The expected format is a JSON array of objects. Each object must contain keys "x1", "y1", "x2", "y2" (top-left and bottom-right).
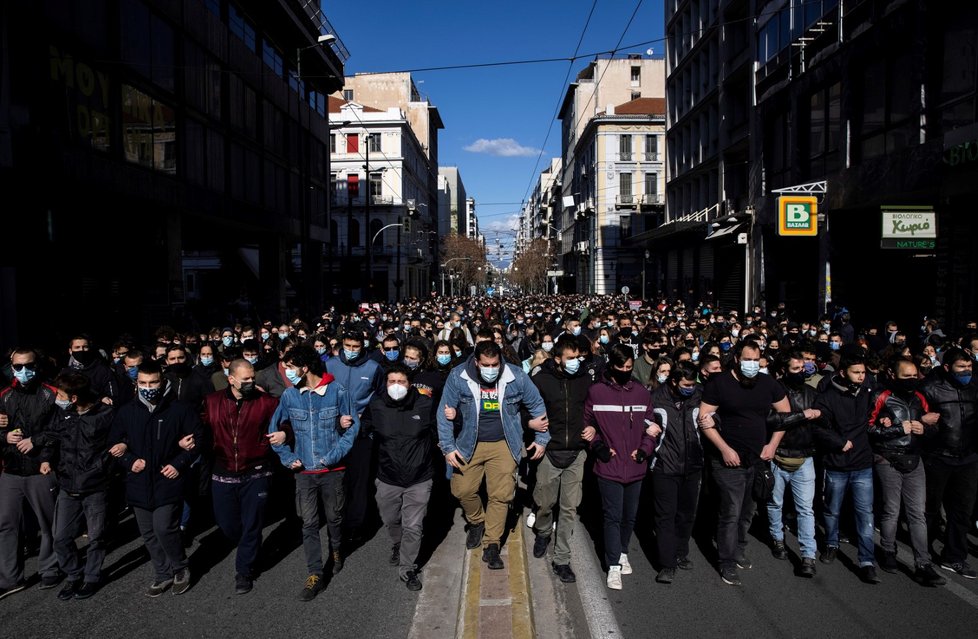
[{"x1": 1, "y1": 294, "x2": 976, "y2": 604}]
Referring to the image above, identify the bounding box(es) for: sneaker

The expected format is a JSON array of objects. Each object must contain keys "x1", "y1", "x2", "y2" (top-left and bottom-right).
[
  {"x1": 39, "y1": 574, "x2": 62, "y2": 590},
  {"x1": 606, "y1": 565, "x2": 622, "y2": 590},
  {"x1": 172, "y1": 568, "x2": 191, "y2": 595},
  {"x1": 799, "y1": 558, "x2": 817, "y2": 578},
  {"x1": 145, "y1": 578, "x2": 173, "y2": 598},
  {"x1": 331, "y1": 550, "x2": 344, "y2": 576},
  {"x1": 940, "y1": 560, "x2": 977, "y2": 579},
  {"x1": 482, "y1": 544, "x2": 504, "y2": 570},
  {"x1": 525, "y1": 512, "x2": 536, "y2": 528},
  {"x1": 656, "y1": 568, "x2": 675, "y2": 584},
  {"x1": 390, "y1": 544, "x2": 400, "y2": 566},
  {"x1": 552, "y1": 563, "x2": 576, "y2": 583},
  {"x1": 619, "y1": 553, "x2": 633, "y2": 575},
  {"x1": 299, "y1": 575, "x2": 324, "y2": 602},
  {"x1": 879, "y1": 551, "x2": 898, "y2": 574},
  {"x1": 720, "y1": 566, "x2": 741, "y2": 586},
  {"x1": 820, "y1": 547, "x2": 837, "y2": 564},
  {"x1": 235, "y1": 573, "x2": 253, "y2": 595},
  {"x1": 0, "y1": 581, "x2": 26, "y2": 601},
  {"x1": 465, "y1": 523, "x2": 485, "y2": 550},
  {"x1": 402, "y1": 570, "x2": 422, "y2": 591},
  {"x1": 860, "y1": 566, "x2": 881, "y2": 584},
  {"x1": 74, "y1": 581, "x2": 98, "y2": 600},
  {"x1": 533, "y1": 535, "x2": 550, "y2": 559},
  {"x1": 676, "y1": 556, "x2": 693, "y2": 570},
  {"x1": 771, "y1": 540, "x2": 787, "y2": 560},
  {"x1": 735, "y1": 554, "x2": 751, "y2": 570},
  {"x1": 914, "y1": 564, "x2": 947, "y2": 587},
  {"x1": 57, "y1": 579, "x2": 80, "y2": 601}
]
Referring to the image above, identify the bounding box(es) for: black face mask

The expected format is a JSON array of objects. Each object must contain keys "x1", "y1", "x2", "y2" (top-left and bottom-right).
[
  {"x1": 72, "y1": 350, "x2": 96, "y2": 366},
  {"x1": 609, "y1": 368, "x2": 632, "y2": 386},
  {"x1": 238, "y1": 381, "x2": 257, "y2": 397},
  {"x1": 168, "y1": 363, "x2": 191, "y2": 377},
  {"x1": 645, "y1": 347, "x2": 661, "y2": 359},
  {"x1": 784, "y1": 372, "x2": 806, "y2": 386},
  {"x1": 893, "y1": 378, "x2": 919, "y2": 395}
]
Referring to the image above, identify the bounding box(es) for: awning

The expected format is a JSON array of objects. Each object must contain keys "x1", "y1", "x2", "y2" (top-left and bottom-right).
[{"x1": 705, "y1": 222, "x2": 747, "y2": 241}]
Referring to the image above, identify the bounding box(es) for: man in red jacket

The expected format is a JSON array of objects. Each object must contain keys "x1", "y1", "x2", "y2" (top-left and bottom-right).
[{"x1": 201, "y1": 359, "x2": 281, "y2": 595}]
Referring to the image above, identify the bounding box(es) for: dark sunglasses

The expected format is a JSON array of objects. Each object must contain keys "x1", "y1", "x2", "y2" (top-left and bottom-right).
[{"x1": 12, "y1": 362, "x2": 36, "y2": 371}]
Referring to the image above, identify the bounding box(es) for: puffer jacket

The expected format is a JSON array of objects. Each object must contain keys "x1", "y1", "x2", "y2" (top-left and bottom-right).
[
  {"x1": 0, "y1": 380, "x2": 58, "y2": 475},
  {"x1": 584, "y1": 375, "x2": 656, "y2": 483},
  {"x1": 45, "y1": 402, "x2": 116, "y2": 494},
  {"x1": 649, "y1": 382, "x2": 703, "y2": 475},
  {"x1": 362, "y1": 387, "x2": 434, "y2": 487},
  {"x1": 920, "y1": 371, "x2": 978, "y2": 458}
]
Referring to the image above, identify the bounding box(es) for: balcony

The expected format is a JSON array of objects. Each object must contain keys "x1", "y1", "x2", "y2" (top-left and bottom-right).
[
  {"x1": 617, "y1": 152, "x2": 633, "y2": 162},
  {"x1": 639, "y1": 193, "x2": 665, "y2": 208},
  {"x1": 643, "y1": 152, "x2": 662, "y2": 162},
  {"x1": 616, "y1": 194, "x2": 638, "y2": 209},
  {"x1": 370, "y1": 195, "x2": 396, "y2": 206}
]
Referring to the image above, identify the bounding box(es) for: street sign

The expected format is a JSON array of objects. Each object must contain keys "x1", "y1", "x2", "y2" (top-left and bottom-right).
[
  {"x1": 628, "y1": 300, "x2": 641, "y2": 311},
  {"x1": 777, "y1": 196, "x2": 818, "y2": 236},
  {"x1": 881, "y1": 206, "x2": 936, "y2": 249},
  {"x1": 620, "y1": 286, "x2": 630, "y2": 295},
  {"x1": 546, "y1": 270, "x2": 564, "y2": 277},
  {"x1": 486, "y1": 287, "x2": 495, "y2": 296}
]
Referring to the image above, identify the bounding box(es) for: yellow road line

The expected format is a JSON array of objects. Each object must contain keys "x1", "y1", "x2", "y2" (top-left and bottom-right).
[
  {"x1": 508, "y1": 518, "x2": 535, "y2": 639},
  {"x1": 461, "y1": 546, "x2": 482, "y2": 639}
]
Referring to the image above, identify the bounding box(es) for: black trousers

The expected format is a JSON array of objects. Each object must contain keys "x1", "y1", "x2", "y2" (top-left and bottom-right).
[
  {"x1": 342, "y1": 435, "x2": 376, "y2": 535},
  {"x1": 924, "y1": 455, "x2": 978, "y2": 564},
  {"x1": 652, "y1": 467, "x2": 702, "y2": 569}
]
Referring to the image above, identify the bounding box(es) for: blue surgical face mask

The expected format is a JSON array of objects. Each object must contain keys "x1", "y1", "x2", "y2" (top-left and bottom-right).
[
  {"x1": 678, "y1": 385, "x2": 696, "y2": 397},
  {"x1": 759, "y1": 367, "x2": 769, "y2": 375},
  {"x1": 55, "y1": 398, "x2": 74, "y2": 410},
  {"x1": 261, "y1": 332, "x2": 271, "y2": 341},
  {"x1": 953, "y1": 372, "x2": 972, "y2": 386},
  {"x1": 480, "y1": 366, "x2": 500, "y2": 382},
  {"x1": 127, "y1": 367, "x2": 139, "y2": 380},
  {"x1": 542, "y1": 342, "x2": 553, "y2": 352},
  {"x1": 691, "y1": 350, "x2": 700, "y2": 362},
  {"x1": 285, "y1": 368, "x2": 302, "y2": 385},
  {"x1": 563, "y1": 358, "x2": 580, "y2": 375},
  {"x1": 404, "y1": 358, "x2": 420, "y2": 370},
  {"x1": 599, "y1": 335, "x2": 610, "y2": 345},
  {"x1": 829, "y1": 342, "x2": 841, "y2": 351},
  {"x1": 803, "y1": 361, "x2": 817, "y2": 377},
  {"x1": 344, "y1": 349, "x2": 360, "y2": 361},
  {"x1": 740, "y1": 360, "x2": 760, "y2": 378},
  {"x1": 246, "y1": 356, "x2": 258, "y2": 365},
  {"x1": 138, "y1": 386, "x2": 161, "y2": 402},
  {"x1": 278, "y1": 332, "x2": 289, "y2": 341},
  {"x1": 437, "y1": 354, "x2": 452, "y2": 366},
  {"x1": 13, "y1": 368, "x2": 36, "y2": 385},
  {"x1": 657, "y1": 373, "x2": 669, "y2": 384},
  {"x1": 720, "y1": 342, "x2": 732, "y2": 352},
  {"x1": 200, "y1": 356, "x2": 214, "y2": 367},
  {"x1": 316, "y1": 347, "x2": 327, "y2": 356},
  {"x1": 571, "y1": 326, "x2": 581, "y2": 336},
  {"x1": 222, "y1": 336, "x2": 233, "y2": 347},
  {"x1": 385, "y1": 350, "x2": 400, "y2": 362}
]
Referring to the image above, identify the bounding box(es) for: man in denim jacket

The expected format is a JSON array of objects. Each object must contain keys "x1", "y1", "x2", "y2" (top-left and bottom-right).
[
  {"x1": 268, "y1": 346, "x2": 358, "y2": 602},
  {"x1": 437, "y1": 341, "x2": 549, "y2": 570}
]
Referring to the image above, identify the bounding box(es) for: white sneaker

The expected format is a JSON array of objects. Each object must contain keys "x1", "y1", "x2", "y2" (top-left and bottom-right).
[
  {"x1": 619, "y1": 553, "x2": 632, "y2": 575},
  {"x1": 607, "y1": 566, "x2": 622, "y2": 590},
  {"x1": 525, "y1": 512, "x2": 536, "y2": 528}
]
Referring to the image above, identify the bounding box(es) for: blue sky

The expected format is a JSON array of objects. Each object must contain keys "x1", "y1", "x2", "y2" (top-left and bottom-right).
[{"x1": 327, "y1": 1, "x2": 666, "y2": 264}]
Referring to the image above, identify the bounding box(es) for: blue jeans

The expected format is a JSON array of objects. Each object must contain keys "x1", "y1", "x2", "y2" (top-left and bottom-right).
[
  {"x1": 767, "y1": 458, "x2": 816, "y2": 559},
  {"x1": 212, "y1": 474, "x2": 270, "y2": 578},
  {"x1": 823, "y1": 467, "x2": 875, "y2": 566}
]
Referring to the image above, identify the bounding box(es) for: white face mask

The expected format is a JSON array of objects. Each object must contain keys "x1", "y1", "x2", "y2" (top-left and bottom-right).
[{"x1": 387, "y1": 383, "x2": 408, "y2": 401}]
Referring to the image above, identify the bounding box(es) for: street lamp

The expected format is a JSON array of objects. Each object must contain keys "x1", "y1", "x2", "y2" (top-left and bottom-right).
[
  {"x1": 642, "y1": 249, "x2": 649, "y2": 302},
  {"x1": 440, "y1": 257, "x2": 471, "y2": 296},
  {"x1": 370, "y1": 222, "x2": 403, "y2": 302}
]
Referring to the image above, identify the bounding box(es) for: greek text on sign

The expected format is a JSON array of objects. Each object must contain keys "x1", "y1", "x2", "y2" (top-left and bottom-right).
[
  {"x1": 777, "y1": 196, "x2": 818, "y2": 236},
  {"x1": 881, "y1": 211, "x2": 937, "y2": 239}
]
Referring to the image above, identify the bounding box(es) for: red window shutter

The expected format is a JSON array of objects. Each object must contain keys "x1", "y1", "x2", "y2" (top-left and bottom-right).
[
  {"x1": 347, "y1": 174, "x2": 359, "y2": 197},
  {"x1": 347, "y1": 134, "x2": 359, "y2": 153}
]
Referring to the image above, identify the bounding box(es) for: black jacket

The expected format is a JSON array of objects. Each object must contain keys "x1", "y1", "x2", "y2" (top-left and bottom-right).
[
  {"x1": 768, "y1": 380, "x2": 825, "y2": 458},
  {"x1": 0, "y1": 380, "x2": 58, "y2": 475},
  {"x1": 362, "y1": 387, "x2": 434, "y2": 487},
  {"x1": 61, "y1": 358, "x2": 120, "y2": 405},
  {"x1": 45, "y1": 402, "x2": 116, "y2": 494},
  {"x1": 165, "y1": 367, "x2": 212, "y2": 410},
  {"x1": 920, "y1": 371, "x2": 978, "y2": 459},
  {"x1": 814, "y1": 375, "x2": 874, "y2": 471},
  {"x1": 649, "y1": 383, "x2": 703, "y2": 475},
  {"x1": 110, "y1": 388, "x2": 203, "y2": 509},
  {"x1": 529, "y1": 359, "x2": 597, "y2": 453}
]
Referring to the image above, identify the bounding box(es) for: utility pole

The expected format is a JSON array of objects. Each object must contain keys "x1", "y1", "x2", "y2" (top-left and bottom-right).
[{"x1": 364, "y1": 136, "x2": 371, "y2": 301}]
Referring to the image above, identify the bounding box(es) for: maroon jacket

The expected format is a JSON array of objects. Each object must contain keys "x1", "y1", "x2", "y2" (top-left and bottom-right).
[
  {"x1": 202, "y1": 388, "x2": 279, "y2": 475},
  {"x1": 584, "y1": 376, "x2": 657, "y2": 483}
]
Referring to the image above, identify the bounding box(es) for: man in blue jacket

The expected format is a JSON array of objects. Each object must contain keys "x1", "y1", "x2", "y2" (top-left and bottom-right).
[
  {"x1": 438, "y1": 341, "x2": 549, "y2": 570},
  {"x1": 326, "y1": 331, "x2": 384, "y2": 543},
  {"x1": 270, "y1": 345, "x2": 358, "y2": 602}
]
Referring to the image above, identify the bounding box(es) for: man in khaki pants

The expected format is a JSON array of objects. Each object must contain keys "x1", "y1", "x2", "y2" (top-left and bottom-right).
[{"x1": 438, "y1": 341, "x2": 549, "y2": 570}]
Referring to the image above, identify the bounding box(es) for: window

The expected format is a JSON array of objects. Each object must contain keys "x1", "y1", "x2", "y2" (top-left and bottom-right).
[
  {"x1": 859, "y1": 52, "x2": 918, "y2": 161},
  {"x1": 330, "y1": 133, "x2": 337, "y2": 154},
  {"x1": 262, "y1": 40, "x2": 284, "y2": 78},
  {"x1": 631, "y1": 66, "x2": 641, "y2": 84},
  {"x1": 347, "y1": 133, "x2": 359, "y2": 154},
  {"x1": 631, "y1": 91, "x2": 641, "y2": 101},
  {"x1": 121, "y1": 0, "x2": 174, "y2": 91},
  {"x1": 122, "y1": 84, "x2": 176, "y2": 174},
  {"x1": 228, "y1": 4, "x2": 256, "y2": 51},
  {"x1": 368, "y1": 133, "x2": 381, "y2": 153},
  {"x1": 348, "y1": 218, "x2": 360, "y2": 248},
  {"x1": 343, "y1": 89, "x2": 354, "y2": 101},
  {"x1": 644, "y1": 172, "x2": 658, "y2": 200},
  {"x1": 619, "y1": 172, "x2": 633, "y2": 204},
  {"x1": 369, "y1": 172, "x2": 382, "y2": 200},
  {"x1": 645, "y1": 134, "x2": 658, "y2": 160},
  {"x1": 330, "y1": 173, "x2": 338, "y2": 203},
  {"x1": 619, "y1": 135, "x2": 632, "y2": 161}
]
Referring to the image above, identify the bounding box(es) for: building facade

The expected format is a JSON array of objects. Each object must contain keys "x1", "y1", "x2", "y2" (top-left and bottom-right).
[
  {"x1": 438, "y1": 167, "x2": 467, "y2": 236},
  {"x1": 557, "y1": 55, "x2": 667, "y2": 295},
  {"x1": 0, "y1": 0, "x2": 347, "y2": 347}
]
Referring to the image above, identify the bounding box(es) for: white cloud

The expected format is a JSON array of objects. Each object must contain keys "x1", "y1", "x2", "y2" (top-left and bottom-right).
[
  {"x1": 483, "y1": 215, "x2": 520, "y2": 233},
  {"x1": 464, "y1": 138, "x2": 540, "y2": 157}
]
